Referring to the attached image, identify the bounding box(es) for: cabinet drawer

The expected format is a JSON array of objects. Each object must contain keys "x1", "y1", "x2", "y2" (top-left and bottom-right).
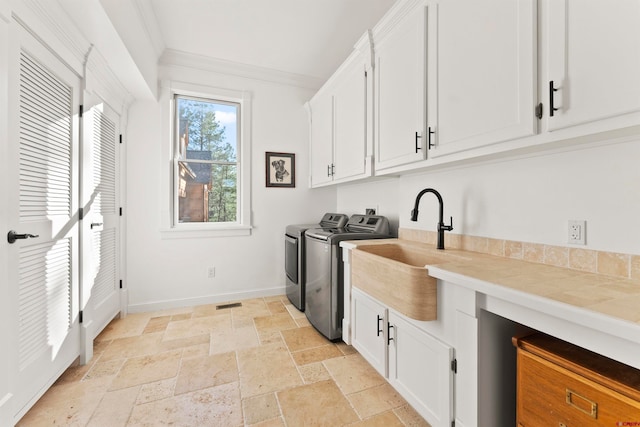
[{"x1": 514, "y1": 334, "x2": 640, "y2": 427}]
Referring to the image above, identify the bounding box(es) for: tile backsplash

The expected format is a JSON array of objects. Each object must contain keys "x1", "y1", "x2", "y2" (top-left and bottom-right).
[{"x1": 399, "y1": 228, "x2": 640, "y2": 282}]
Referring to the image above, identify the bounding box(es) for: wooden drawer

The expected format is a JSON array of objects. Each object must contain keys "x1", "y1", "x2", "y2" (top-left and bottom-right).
[{"x1": 514, "y1": 334, "x2": 640, "y2": 427}]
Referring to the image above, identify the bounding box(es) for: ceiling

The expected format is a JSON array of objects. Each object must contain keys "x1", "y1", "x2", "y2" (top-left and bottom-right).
[{"x1": 146, "y1": 0, "x2": 397, "y2": 81}]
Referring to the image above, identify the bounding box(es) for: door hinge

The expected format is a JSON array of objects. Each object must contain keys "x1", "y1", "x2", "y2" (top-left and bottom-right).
[
  {"x1": 119, "y1": 207, "x2": 123, "y2": 216},
  {"x1": 79, "y1": 310, "x2": 84, "y2": 323},
  {"x1": 535, "y1": 103, "x2": 543, "y2": 120},
  {"x1": 451, "y1": 358, "x2": 457, "y2": 374},
  {"x1": 119, "y1": 279, "x2": 123, "y2": 289},
  {"x1": 119, "y1": 134, "x2": 123, "y2": 144},
  {"x1": 364, "y1": 70, "x2": 367, "y2": 78},
  {"x1": 79, "y1": 207, "x2": 84, "y2": 220},
  {"x1": 79, "y1": 104, "x2": 83, "y2": 118}
]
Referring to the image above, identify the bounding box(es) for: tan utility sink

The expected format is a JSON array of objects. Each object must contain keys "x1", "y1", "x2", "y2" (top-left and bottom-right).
[{"x1": 351, "y1": 242, "x2": 461, "y2": 321}]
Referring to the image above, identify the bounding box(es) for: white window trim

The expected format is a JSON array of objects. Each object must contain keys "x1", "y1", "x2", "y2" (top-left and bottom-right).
[{"x1": 160, "y1": 80, "x2": 252, "y2": 239}]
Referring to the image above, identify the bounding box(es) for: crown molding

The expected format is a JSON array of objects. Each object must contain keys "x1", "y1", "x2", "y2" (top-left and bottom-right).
[
  {"x1": 13, "y1": 0, "x2": 90, "y2": 74},
  {"x1": 131, "y1": 0, "x2": 165, "y2": 57},
  {"x1": 371, "y1": 0, "x2": 425, "y2": 42},
  {"x1": 159, "y1": 48, "x2": 324, "y2": 91},
  {"x1": 85, "y1": 45, "x2": 135, "y2": 113}
]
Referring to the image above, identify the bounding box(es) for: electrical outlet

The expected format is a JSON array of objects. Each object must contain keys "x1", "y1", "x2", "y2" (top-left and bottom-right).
[
  {"x1": 207, "y1": 266, "x2": 216, "y2": 278},
  {"x1": 568, "y1": 220, "x2": 586, "y2": 245}
]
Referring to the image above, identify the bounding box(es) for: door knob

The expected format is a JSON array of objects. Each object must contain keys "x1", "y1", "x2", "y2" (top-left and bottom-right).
[{"x1": 7, "y1": 230, "x2": 39, "y2": 244}]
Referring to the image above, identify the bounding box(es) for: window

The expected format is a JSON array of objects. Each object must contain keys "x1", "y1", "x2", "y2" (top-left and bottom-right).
[{"x1": 168, "y1": 86, "x2": 251, "y2": 236}]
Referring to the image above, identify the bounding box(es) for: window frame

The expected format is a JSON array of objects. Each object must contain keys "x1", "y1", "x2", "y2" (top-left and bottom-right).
[{"x1": 163, "y1": 82, "x2": 252, "y2": 238}]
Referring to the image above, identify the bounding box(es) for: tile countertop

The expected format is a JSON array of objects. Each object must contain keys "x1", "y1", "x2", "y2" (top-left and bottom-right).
[{"x1": 344, "y1": 238, "x2": 640, "y2": 352}]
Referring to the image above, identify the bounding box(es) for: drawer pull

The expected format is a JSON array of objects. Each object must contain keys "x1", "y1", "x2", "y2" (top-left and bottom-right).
[{"x1": 566, "y1": 388, "x2": 597, "y2": 418}]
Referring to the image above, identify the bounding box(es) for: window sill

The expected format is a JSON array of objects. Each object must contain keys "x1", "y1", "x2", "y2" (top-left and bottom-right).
[{"x1": 160, "y1": 225, "x2": 252, "y2": 239}]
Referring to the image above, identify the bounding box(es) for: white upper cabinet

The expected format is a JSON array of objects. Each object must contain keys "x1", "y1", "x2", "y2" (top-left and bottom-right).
[
  {"x1": 333, "y1": 57, "x2": 369, "y2": 181},
  {"x1": 307, "y1": 36, "x2": 372, "y2": 188},
  {"x1": 543, "y1": 0, "x2": 640, "y2": 132},
  {"x1": 310, "y1": 0, "x2": 640, "y2": 183},
  {"x1": 373, "y1": 0, "x2": 431, "y2": 171},
  {"x1": 308, "y1": 91, "x2": 334, "y2": 187},
  {"x1": 427, "y1": 0, "x2": 537, "y2": 158}
]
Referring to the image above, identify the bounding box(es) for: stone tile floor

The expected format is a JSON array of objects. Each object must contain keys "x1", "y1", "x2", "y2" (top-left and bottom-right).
[{"x1": 17, "y1": 295, "x2": 431, "y2": 426}]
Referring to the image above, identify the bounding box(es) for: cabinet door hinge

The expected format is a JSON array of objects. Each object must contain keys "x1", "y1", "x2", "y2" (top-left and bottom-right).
[
  {"x1": 79, "y1": 310, "x2": 84, "y2": 324},
  {"x1": 119, "y1": 207, "x2": 123, "y2": 216},
  {"x1": 535, "y1": 103, "x2": 543, "y2": 120},
  {"x1": 79, "y1": 104, "x2": 83, "y2": 118},
  {"x1": 119, "y1": 279, "x2": 123, "y2": 289},
  {"x1": 79, "y1": 207, "x2": 84, "y2": 220},
  {"x1": 119, "y1": 134, "x2": 123, "y2": 144},
  {"x1": 451, "y1": 358, "x2": 457, "y2": 374}
]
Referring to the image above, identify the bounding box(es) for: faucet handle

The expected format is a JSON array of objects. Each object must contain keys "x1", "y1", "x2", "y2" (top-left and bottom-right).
[{"x1": 441, "y1": 216, "x2": 453, "y2": 231}]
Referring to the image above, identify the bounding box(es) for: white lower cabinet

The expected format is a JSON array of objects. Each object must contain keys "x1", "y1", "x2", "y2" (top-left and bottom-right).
[
  {"x1": 352, "y1": 287, "x2": 387, "y2": 376},
  {"x1": 351, "y1": 287, "x2": 454, "y2": 427}
]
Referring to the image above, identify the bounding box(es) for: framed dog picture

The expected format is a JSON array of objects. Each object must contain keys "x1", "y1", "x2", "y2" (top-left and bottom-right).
[{"x1": 266, "y1": 152, "x2": 295, "y2": 188}]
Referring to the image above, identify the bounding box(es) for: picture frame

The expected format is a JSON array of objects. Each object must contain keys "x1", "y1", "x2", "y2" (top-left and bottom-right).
[{"x1": 266, "y1": 152, "x2": 295, "y2": 188}]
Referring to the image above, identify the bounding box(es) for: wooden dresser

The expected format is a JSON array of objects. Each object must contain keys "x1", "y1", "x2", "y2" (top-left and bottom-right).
[{"x1": 513, "y1": 333, "x2": 640, "y2": 426}]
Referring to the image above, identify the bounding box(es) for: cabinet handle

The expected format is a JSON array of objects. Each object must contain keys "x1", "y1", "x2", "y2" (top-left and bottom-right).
[
  {"x1": 415, "y1": 132, "x2": 422, "y2": 153},
  {"x1": 377, "y1": 315, "x2": 383, "y2": 337},
  {"x1": 327, "y1": 164, "x2": 335, "y2": 177},
  {"x1": 566, "y1": 389, "x2": 597, "y2": 418},
  {"x1": 549, "y1": 81, "x2": 559, "y2": 117},
  {"x1": 428, "y1": 127, "x2": 435, "y2": 149},
  {"x1": 387, "y1": 323, "x2": 394, "y2": 344}
]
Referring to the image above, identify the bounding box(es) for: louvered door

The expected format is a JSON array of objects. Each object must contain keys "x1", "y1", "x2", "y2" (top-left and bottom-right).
[
  {"x1": 7, "y1": 26, "x2": 81, "y2": 422},
  {"x1": 80, "y1": 97, "x2": 121, "y2": 360}
]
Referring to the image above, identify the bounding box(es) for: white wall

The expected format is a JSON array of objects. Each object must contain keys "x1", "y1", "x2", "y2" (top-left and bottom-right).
[
  {"x1": 339, "y1": 135, "x2": 640, "y2": 255},
  {"x1": 125, "y1": 65, "x2": 337, "y2": 311}
]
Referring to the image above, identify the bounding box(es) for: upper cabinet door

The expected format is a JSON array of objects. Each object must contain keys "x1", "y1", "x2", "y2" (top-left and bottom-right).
[
  {"x1": 333, "y1": 58, "x2": 368, "y2": 181},
  {"x1": 428, "y1": 0, "x2": 537, "y2": 158},
  {"x1": 308, "y1": 92, "x2": 334, "y2": 187},
  {"x1": 545, "y1": 0, "x2": 640, "y2": 131},
  {"x1": 374, "y1": 0, "x2": 430, "y2": 171}
]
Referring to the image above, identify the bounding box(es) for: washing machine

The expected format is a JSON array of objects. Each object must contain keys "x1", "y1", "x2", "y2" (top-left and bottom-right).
[
  {"x1": 284, "y1": 213, "x2": 348, "y2": 311},
  {"x1": 304, "y1": 214, "x2": 391, "y2": 340}
]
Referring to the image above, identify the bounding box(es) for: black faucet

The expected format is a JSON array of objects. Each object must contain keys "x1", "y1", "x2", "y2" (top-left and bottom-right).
[{"x1": 410, "y1": 188, "x2": 453, "y2": 250}]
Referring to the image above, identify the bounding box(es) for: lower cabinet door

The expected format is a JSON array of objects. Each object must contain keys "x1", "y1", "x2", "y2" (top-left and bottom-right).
[
  {"x1": 351, "y1": 288, "x2": 387, "y2": 377},
  {"x1": 388, "y1": 310, "x2": 454, "y2": 427}
]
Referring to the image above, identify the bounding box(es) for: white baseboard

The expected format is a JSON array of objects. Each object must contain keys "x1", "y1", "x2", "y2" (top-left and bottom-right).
[
  {"x1": 342, "y1": 319, "x2": 351, "y2": 345},
  {"x1": 0, "y1": 393, "x2": 13, "y2": 427},
  {"x1": 127, "y1": 286, "x2": 287, "y2": 313}
]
